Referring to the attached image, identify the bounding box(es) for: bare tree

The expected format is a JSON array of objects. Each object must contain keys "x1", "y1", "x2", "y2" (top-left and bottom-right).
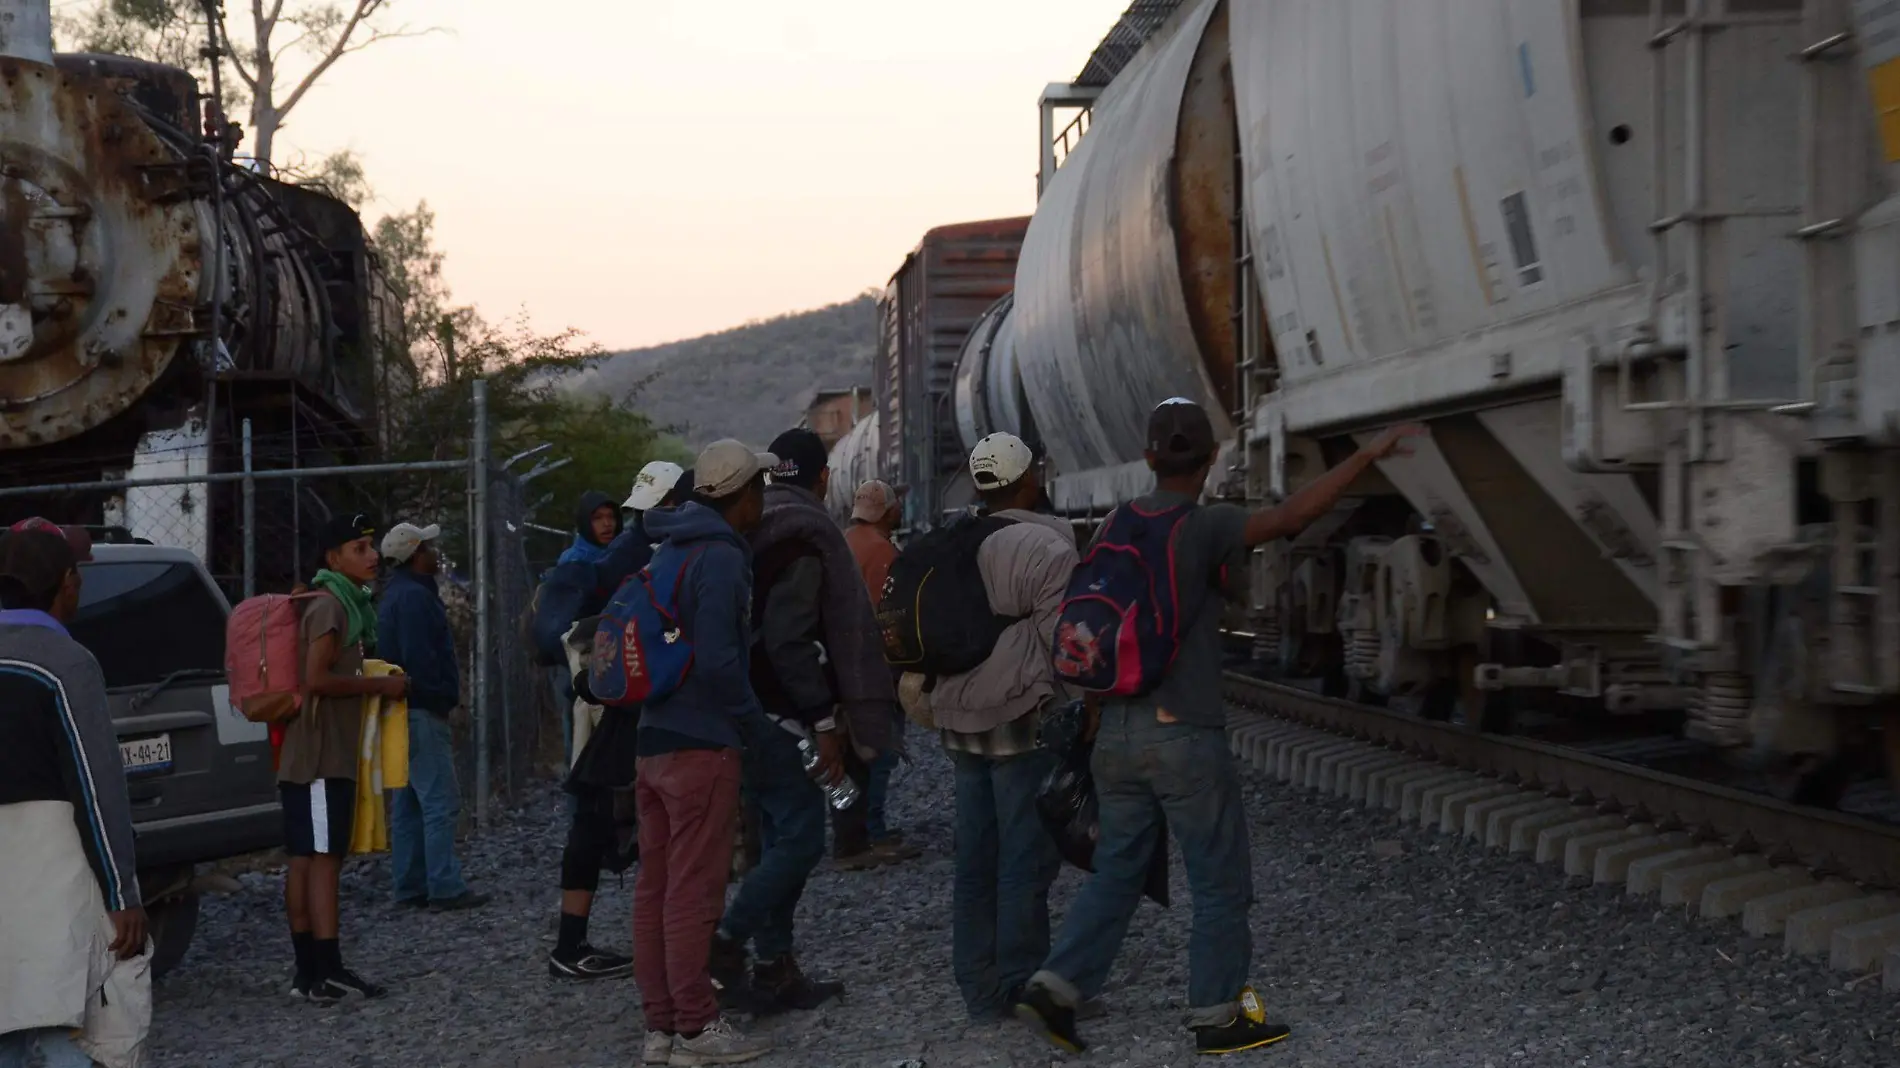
[
  {"x1": 217, "y1": 1, "x2": 434, "y2": 165},
  {"x1": 57, "y1": 1, "x2": 433, "y2": 167}
]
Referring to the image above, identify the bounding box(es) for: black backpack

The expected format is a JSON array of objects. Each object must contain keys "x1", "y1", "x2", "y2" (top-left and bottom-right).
[{"x1": 877, "y1": 513, "x2": 1019, "y2": 678}]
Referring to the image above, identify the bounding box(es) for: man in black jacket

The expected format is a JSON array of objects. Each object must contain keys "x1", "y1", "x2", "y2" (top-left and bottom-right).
[{"x1": 709, "y1": 428, "x2": 899, "y2": 1013}]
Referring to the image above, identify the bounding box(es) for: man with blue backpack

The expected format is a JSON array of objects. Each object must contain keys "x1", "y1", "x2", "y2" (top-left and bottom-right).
[
  {"x1": 600, "y1": 439, "x2": 777, "y2": 1067},
  {"x1": 1014, "y1": 398, "x2": 1424, "y2": 1057}
]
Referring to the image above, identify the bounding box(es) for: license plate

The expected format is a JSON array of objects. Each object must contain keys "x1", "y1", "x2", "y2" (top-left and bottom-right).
[{"x1": 120, "y1": 733, "x2": 172, "y2": 774}]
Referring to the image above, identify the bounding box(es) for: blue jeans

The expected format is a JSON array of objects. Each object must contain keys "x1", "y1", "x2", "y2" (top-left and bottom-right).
[
  {"x1": 1034, "y1": 705, "x2": 1253, "y2": 1028},
  {"x1": 952, "y1": 747, "x2": 1061, "y2": 1018},
  {"x1": 390, "y1": 708, "x2": 470, "y2": 902},
  {"x1": 866, "y1": 750, "x2": 900, "y2": 841},
  {"x1": 719, "y1": 712, "x2": 827, "y2": 959},
  {"x1": 0, "y1": 1029, "x2": 93, "y2": 1068}
]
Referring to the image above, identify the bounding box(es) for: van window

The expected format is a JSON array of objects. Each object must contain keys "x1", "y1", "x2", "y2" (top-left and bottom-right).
[{"x1": 70, "y1": 561, "x2": 227, "y2": 690}]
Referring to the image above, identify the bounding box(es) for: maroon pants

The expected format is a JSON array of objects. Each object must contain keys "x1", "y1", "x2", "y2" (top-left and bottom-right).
[{"x1": 633, "y1": 747, "x2": 742, "y2": 1033}]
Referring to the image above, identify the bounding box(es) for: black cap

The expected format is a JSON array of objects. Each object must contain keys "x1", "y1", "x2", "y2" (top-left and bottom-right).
[
  {"x1": 0, "y1": 528, "x2": 76, "y2": 606},
  {"x1": 767, "y1": 428, "x2": 829, "y2": 490},
  {"x1": 664, "y1": 469, "x2": 695, "y2": 508},
  {"x1": 316, "y1": 511, "x2": 379, "y2": 555},
  {"x1": 1146, "y1": 398, "x2": 1217, "y2": 464}
]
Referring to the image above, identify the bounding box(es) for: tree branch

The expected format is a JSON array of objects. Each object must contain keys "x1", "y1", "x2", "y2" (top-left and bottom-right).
[{"x1": 274, "y1": 0, "x2": 378, "y2": 119}]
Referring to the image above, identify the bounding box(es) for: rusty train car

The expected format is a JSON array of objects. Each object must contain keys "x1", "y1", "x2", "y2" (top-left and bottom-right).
[
  {"x1": 835, "y1": 0, "x2": 1900, "y2": 804},
  {"x1": 0, "y1": 1, "x2": 404, "y2": 590}
]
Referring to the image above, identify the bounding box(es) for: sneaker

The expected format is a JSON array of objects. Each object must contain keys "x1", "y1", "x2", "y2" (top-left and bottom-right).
[
  {"x1": 1014, "y1": 982, "x2": 1085, "y2": 1054},
  {"x1": 393, "y1": 895, "x2": 429, "y2": 909},
  {"x1": 1193, "y1": 987, "x2": 1290, "y2": 1056},
  {"x1": 288, "y1": 973, "x2": 337, "y2": 1003},
  {"x1": 548, "y1": 943, "x2": 634, "y2": 980},
  {"x1": 324, "y1": 967, "x2": 388, "y2": 1000},
  {"x1": 832, "y1": 848, "x2": 884, "y2": 872},
  {"x1": 642, "y1": 1031, "x2": 676, "y2": 1065},
  {"x1": 669, "y1": 1017, "x2": 772, "y2": 1066},
  {"x1": 752, "y1": 954, "x2": 844, "y2": 1013},
  {"x1": 429, "y1": 890, "x2": 491, "y2": 911}
]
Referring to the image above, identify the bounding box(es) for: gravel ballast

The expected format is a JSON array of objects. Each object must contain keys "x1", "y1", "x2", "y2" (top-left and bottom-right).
[{"x1": 149, "y1": 723, "x2": 1899, "y2": 1068}]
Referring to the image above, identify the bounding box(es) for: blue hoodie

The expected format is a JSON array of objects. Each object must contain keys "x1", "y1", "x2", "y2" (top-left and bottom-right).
[
  {"x1": 635, "y1": 502, "x2": 759, "y2": 750},
  {"x1": 377, "y1": 566, "x2": 461, "y2": 714}
]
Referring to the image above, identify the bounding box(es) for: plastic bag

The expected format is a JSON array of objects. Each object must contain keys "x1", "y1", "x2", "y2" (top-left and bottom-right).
[{"x1": 1034, "y1": 701, "x2": 1170, "y2": 907}]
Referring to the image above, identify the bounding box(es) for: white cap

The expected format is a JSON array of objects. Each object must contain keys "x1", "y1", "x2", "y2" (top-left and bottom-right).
[
  {"x1": 969, "y1": 433, "x2": 1034, "y2": 491},
  {"x1": 623, "y1": 461, "x2": 685, "y2": 511},
  {"x1": 851, "y1": 480, "x2": 898, "y2": 523},
  {"x1": 693, "y1": 439, "x2": 778, "y2": 500},
  {"x1": 381, "y1": 522, "x2": 442, "y2": 564}
]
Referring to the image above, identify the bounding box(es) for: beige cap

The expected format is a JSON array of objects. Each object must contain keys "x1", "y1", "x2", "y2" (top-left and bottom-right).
[
  {"x1": 624, "y1": 461, "x2": 685, "y2": 511},
  {"x1": 850, "y1": 479, "x2": 898, "y2": 523},
  {"x1": 970, "y1": 433, "x2": 1034, "y2": 490},
  {"x1": 381, "y1": 521, "x2": 442, "y2": 563},
  {"x1": 693, "y1": 439, "x2": 778, "y2": 500}
]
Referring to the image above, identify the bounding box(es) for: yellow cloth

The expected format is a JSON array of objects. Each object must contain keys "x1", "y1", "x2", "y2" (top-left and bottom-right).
[{"x1": 350, "y1": 660, "x2": 410, "y2": 855}]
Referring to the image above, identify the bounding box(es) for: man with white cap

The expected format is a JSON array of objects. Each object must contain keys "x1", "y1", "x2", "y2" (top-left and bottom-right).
[
  {"x1": 377, "y1": 522, "x2": 488, "y2": 912},
  {"x1": 914, "y1": 432, "x2": 1078, "y2": 1022}
]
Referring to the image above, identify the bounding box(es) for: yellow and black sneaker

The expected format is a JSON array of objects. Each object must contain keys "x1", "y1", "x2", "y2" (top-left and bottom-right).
[
  {"x1": 1193, "y1": 986, "x2": 1290, "y2": 1056},
  {"x1": 1014, "y1": 983, "x2": 1086, "y2": 1054}
]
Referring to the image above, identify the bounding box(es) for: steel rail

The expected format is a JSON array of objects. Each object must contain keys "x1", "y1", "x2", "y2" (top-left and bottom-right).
[{"x1": 1222, "y1": 672, "x2": 1900, "y2": 891}]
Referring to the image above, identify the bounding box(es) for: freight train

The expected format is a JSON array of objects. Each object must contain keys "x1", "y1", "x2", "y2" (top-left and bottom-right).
[
  {"x1": 833, "y1": 0, "x2": 1900, "y2": 803},
  {"x1": 0, "y1": 0, "x2": 404, "y2": 591}
]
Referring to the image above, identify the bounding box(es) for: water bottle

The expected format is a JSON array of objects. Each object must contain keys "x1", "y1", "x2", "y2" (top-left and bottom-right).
[{"x1": 798, "y1": 735, "x2": 861, "y2": 810}]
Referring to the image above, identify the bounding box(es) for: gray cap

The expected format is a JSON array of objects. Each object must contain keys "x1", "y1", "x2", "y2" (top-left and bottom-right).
[
  {"x1": 693, "y1": 440, "x2": 778, "y2": 499},
  {"x1": 381, "y1": 522, "x2": 441, "y2": 563}
]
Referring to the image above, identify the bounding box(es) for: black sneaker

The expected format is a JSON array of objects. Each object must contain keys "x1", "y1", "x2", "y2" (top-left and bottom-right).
[
  {"x1": 1193, "y1": 987, "x2": 1289, "y2": 1056},
  {"x1": 429, "y1": 891, "x2": 491, "y2": 912},
  {"x1": 296, "y1": 976, "x2": 350, "y2": 1004},
  {"x1": 752, "y1": 954, "x2": 844, "y2": 1013},
  {"x1": 324, "y1": 967, "x2": 388, "y2": 1000},
  {"x1": 394, "y1": 895, "x2": 429, "y2": 909},
  {"x1": 548, "y1": 944, "x2": 634, "y2": 980},
  {"x1": 1014, "y1": 982, "x2": 1085, "y2": 1054}
]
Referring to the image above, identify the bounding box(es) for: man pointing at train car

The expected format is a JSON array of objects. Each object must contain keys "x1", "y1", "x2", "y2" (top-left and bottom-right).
[{"x1": 1013, "y1": 399, "x2": 1425, "y2": 1057}]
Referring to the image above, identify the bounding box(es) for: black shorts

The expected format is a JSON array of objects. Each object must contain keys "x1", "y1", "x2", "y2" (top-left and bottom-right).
[{"x1": 280, "y1": 778, "x2": 357, "y2": 857}]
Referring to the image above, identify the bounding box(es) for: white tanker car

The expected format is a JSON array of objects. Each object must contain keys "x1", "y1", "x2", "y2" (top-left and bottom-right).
[{"x1": 839, "y1": 0, "x2": 1900, "y2": 803}]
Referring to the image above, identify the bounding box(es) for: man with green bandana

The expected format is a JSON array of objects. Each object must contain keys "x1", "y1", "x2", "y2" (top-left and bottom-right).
[{"x1": 279, "y1": 513, "x2": 407, "y2": 1004}]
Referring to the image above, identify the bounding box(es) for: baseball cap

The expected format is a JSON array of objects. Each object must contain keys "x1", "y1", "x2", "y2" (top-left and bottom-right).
[
  {"x1": 766, "y1": 428, "x2": 829, "y2": 488},
  {"x1": 0, "y1": 527, "x2": 76, "y2": 604},
  {"x1": 850, "y1": 480, "x2": 898, "y2": 523},
  {"x1": 623, "y1": 461, "x2": 685, "y2": 512},
  {"x1": 969, "y1": 433, "x2": 1034, "y2": 491},
  {"x1": 8, "y1": 517, "x2": 92, "y2": 563},
  {"x1": 693, "y1": 440, "x2": 778, "y2": 500},
  {"x1": 1146, "y1": 397, "x2": 1217, "y2": 464},
  {"x1": 381, "y1": 522, "x2": 442, "y2": 564},
  {"x1": 316, "y1": 511, "x2": 379, "y2": 554}
]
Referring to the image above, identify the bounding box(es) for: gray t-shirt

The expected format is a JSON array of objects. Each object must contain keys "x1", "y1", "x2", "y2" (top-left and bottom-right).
[{"x1": 1097, "y1": 491, "x2": 1249, "y2": 728}]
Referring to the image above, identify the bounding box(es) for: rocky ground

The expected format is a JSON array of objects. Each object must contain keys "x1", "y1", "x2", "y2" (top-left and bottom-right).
[{"x1": 149, "y1": 723, "x2": 1898, "y2": 1068}]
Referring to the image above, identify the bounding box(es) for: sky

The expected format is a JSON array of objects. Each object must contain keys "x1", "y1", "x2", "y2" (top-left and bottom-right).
[{"x1": 274, "y1": 0, "x2": 1133, "y2": 351}]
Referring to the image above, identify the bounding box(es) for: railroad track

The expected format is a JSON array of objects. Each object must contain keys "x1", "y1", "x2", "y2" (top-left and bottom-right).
[{"x1": 1220, "y1": 671, "x2": 1900, "y2": 991}]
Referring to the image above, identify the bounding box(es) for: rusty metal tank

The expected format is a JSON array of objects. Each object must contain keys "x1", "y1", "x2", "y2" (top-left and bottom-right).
[
  {"x1": 951, "y1": 293, "x2": 1035, "y2": 453},
  {"x1": 1010, "y1": 0, "x2": 1239, "y2": 480}
]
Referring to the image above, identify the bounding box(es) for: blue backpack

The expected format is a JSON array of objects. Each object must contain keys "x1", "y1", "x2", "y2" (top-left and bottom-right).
[
  {"x1": 587, "y1": 544, "x2": 704, "y2": 708},
  {"x1": 1050, "y1": 502, "x2": 1195, "y2": 696}
]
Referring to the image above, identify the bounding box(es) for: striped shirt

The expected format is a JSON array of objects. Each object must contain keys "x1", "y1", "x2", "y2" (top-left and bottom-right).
[{"x1": 0, "y1": 612, "x2": 141, "y2": 911}]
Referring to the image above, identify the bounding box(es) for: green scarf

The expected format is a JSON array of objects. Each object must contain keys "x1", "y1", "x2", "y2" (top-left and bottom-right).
[{"x1": 312, "y1": 569, "x2": 377, "y2": 649}]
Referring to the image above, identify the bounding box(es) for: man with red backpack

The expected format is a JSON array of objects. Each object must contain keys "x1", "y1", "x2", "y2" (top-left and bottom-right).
[
  {"x1": 1013, "y1": 400, "x2": 1424, "y2": 1057},
  {"x1": 279, "y1": 513, "x2": 406, "y2": 1003}
]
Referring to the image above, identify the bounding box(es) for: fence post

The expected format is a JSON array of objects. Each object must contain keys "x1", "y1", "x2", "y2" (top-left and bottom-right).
[
  {"x1": 471, "y1": 379, "x2": 491, "y2": 830},
  {"x1": 241, "y1": 419, "x2": 255, "y2": 599}
]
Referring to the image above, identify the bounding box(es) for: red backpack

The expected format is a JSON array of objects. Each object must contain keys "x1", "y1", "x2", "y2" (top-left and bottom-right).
[{"x1": 225, "y1": 592, "x2": 321, "y2": 725}]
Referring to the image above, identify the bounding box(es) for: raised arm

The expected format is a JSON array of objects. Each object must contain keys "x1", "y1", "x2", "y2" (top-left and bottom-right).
[{"x1": 1243, "y1": 424, "x2": 1427, "y2": 547}]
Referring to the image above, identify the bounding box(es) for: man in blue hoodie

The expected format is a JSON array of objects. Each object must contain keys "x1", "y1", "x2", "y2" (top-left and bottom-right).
[
  {"x1": 377, "y1": 522, "x2": 488, "y2": 912},
  {"x1": 632, "y1": 440, "x2": 777, "y2": 1067},
  {"x1": 560, "y1": 491, "x2": 623, "y2": 566}
]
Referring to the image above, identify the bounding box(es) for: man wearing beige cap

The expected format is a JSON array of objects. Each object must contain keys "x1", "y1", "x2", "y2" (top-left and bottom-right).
[
  {"x1": 377, "y1": 522, "x2": 487, "y2": 912},
  {"x1": 843, "y1": 480, "x2": 900, "y2": 608}
]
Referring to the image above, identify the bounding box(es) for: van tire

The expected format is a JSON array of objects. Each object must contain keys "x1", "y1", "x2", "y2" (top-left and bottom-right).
[{"x1": 148, "y1": 890, "x2": 201, "y2": 979}]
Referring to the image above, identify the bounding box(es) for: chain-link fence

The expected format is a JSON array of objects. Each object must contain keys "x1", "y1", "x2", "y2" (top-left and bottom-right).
[{"x1": 0, "y1": 380, "x2": 549, "y2": 828}]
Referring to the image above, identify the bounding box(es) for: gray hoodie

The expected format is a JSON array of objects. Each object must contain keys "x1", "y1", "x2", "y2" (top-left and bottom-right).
[{"x1": 928, "y1": 510, "x2": 1079, "y2": 738}]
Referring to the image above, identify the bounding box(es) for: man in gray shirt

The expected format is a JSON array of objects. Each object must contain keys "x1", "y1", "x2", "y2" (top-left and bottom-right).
[{"x1": 1015, "y1": 400, "x2": 1422, "y2": 1057}]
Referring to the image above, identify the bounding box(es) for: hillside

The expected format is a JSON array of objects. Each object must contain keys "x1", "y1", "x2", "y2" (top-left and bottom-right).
[{"x1": 564, "y1": 295, "x2": 877, "y2": 447}]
